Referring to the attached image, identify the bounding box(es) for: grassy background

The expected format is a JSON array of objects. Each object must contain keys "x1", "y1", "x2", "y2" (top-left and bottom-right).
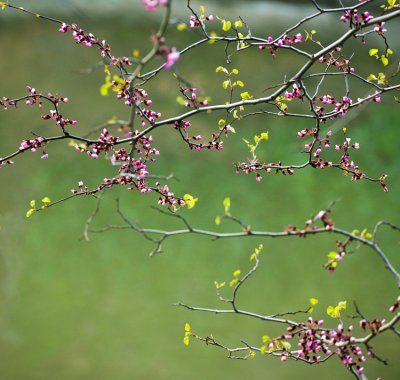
[{"x1": 0, "y1": 2, "x2": 399, "y2": 380}]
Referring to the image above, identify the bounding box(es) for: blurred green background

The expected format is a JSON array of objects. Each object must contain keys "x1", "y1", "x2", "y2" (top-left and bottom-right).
[{"x1": 0, "y1": 1, "x2": 399, "y2": 379}]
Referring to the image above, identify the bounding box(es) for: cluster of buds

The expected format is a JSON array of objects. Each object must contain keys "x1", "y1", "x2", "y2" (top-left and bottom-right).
[
  {"x1": 58, "y1": 23, "x2": 130, "y2": 67},
  {"x1": 41, "y1": 109, "x2": 78, "y2": 128},
  {"x1": 318, "y1": 47, "x2": 355, "y2": 74},
  {"x1": 259, "y1": 34, "x2": 303, "y2": 57},
  {"x1": 179, "y1": 87, "x2": 209, "y2": 108},
  {"x1": 19, "y1": 137, "x2": 45, "y2": 153},
  {"x1": 189, "y1": 9, "x2": 214, "y2": 28},
  {"x1": 284, "y1": 208, "x2": 335, "y2": 237},
  {"x1": 333, "y1": 327, "x2": 366, "y2": 377},
  {"x1": 24, "y1": 86, "x2": 44, "y2": 108},
  {"x1": 173, "y1": 120, "x2": 225, "y2": 151},
  {"x1": 235, "y1": 161, "x2": 294, "y2": 182},
  {"x1": 58, "y1": 23, "x2": 98, "y2": 47},
  {"x1": 359, "y1": 318, "x2": 385, "y2": 334},
  {"x1": 75, "y1": 128, "x2": 118, "y2": 160},
  {"x1": 70, "y1": 180, "x2": 90, "y2": 195},
  {"x1": 284, "y1": 83, "x2": 303, "y2": 100},
  {"x1": 0, "y1": 96, "x2": 16, "y2": 110},
  {"x1": 156, "y1": 183, "x2": 184, "y2": 207},
  {"x1": 335, "y1": 136, "x2": 364, "y2": 180},
  {"x1": 290, "y1": 318, "x2": 329, "y2": 363},
  {"x1": 258, "y1": 36, "x2": 277, "y2": 58},
  {"x1": 275, "y1": 33, "x2": 303, "y2": 47},
  {"x1": 373, "y1": 22, "x2": 387, "y2": 35},
  {"x1": 340, "y1": 10, "x2": 374, "y2": 25},
  {"x1": 314, "y1": 95, "x2": 353, "y2": 118}
]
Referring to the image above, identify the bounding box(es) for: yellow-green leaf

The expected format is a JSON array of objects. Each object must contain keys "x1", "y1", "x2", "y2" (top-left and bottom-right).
[
  {"x1": 29, "y1": 200, "x2": 36, "y2": 208},
  {"x1": 214, "y1": 280, "x2": 226, "y2": 289},
  {"x1": 381, "y1": 56, "x2": 389, "y2": 66},
  {"x1": 183, "y1": 335, "x2": 190, "y2": 346},
  {"x1": 234, "y1": 20, "x2": 243, "y2": 28},
  {"x1": 216, "y1": 66, "x2": 228, "y2": 74},
  {"x1": 215, "y1": 215, "x2": 221, "y2": 225},
  {"x1": 183, "y1": 194, "x2": 198, "y2": 209},
  {"x1": 26, "y1": 209, "x2": 35, "y2": 218},
  {"x1": 309, "y1": 298, "x2": 319, "y2": 306},
  {"x1": 222, "y1": 20, "x2": 231, "y2": 32},
  {"x1": 262, "y1": 335, "x2": 270, "y2": 343},
  {"x1": 222, "y1": 80, "x2": 230, "y2": 89},
  {"x1": 369, "y1": 48, "x2": 379, "y2": 56},
  {"x1": 100, "y1": 83, "x2": 111, "y2": 96},
  {"x1": 132, "y1": 49, "x2": 140, "y2": 58},
  {"x1": 223, "y1": 197, "x2": 231, "y2": 214},
  {"x1": 240, "y1": 91, "x2": 253, "y2": 100}
]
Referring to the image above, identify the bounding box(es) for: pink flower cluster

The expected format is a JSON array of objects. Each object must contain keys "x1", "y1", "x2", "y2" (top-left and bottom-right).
[
  {"x1": 58, "y1": 22, "x2": 131, "y2": 66},
  {"x1": 143, "y1": 0, "x2": 168, "y2": 12},
  {"x1": 179, "y1": 87, "x2": 209, "y2": 108},
  {"x1": 156, "y1": 183, "x2": 184, "y2": 207},
  {"x1": 75, "y1": 128, "x2": 118, "y2": 160},
  {"x1": 284, "y1": 83, "x2": 303, "y2": 100},
  {"x1": 276, "y1": 33, "x2": 303, "y2": 46},
  {"x1": 165, "y1": 48, "x2": 180, "y2": 70},
  {"x1": 19, "y1": 137, "x2": 44, "y2": 153},
  {"x1": 340, "y1": 10, "x2": 374, "y2": 24}
]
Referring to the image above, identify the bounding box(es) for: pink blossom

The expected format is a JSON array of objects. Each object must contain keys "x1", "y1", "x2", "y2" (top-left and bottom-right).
[
  {"x1": 58, "y1": 23, "x2": 69, "y2": 33},
  {"x1": 143, "y1": 0, "x2": 168, "y2": 11},
  {"x1": 294, "y1": 33, "x2": 302, "y2": 44},
  {"x1": 165, "y1": 48, "x2": 180, "y2": 70}
]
